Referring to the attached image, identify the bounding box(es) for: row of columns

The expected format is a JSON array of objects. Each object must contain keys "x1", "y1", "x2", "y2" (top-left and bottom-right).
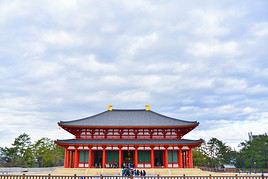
[{"x1": 64, "y1": 146, "x2": 193, "y2": 168}]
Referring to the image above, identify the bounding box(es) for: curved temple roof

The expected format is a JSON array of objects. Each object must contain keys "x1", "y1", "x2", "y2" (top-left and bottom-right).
[{"x1": 59, "y1": 109, "x2": 199, "y2": 128}]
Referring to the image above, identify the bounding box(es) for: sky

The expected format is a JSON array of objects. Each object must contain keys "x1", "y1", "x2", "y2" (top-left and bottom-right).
[{"x1": 0, "y1": 0, "x2": 268, "y2": 149}]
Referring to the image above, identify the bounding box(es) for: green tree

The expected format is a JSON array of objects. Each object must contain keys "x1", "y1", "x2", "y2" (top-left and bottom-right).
[
  {"x1": 33, "y1": 138, "x2": 63, "y2": 167},
  {"x1": 51, "y1": 145, "x2": 64, "y2": 166},
  {"x1": 1, "y1": 133, "x2": 33, "y2": 167},
  {"x1": 197, "y1": 138, "x2": 236, "y2": 168},
  {"x1": 236, "y1": 135, "x2": 268, "y2": 169},
  {"x1": 0, "y1": 133, "x2": 64, "y2": 167},
  {"x1": 33, "y1": 138, "x2": 54, "y2": 167},
  {"x1": 193, "y1": 147, "x2": 208, "y2": 167}
]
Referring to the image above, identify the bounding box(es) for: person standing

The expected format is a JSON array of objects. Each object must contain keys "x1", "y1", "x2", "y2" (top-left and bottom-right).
[{"x1": 140, "y1": 170, "x2": 144, "y2": 176}]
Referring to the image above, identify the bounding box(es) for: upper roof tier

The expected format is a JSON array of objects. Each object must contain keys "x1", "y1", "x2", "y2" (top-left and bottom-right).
[{"x1": 58, "y1": 108, "x2": 199, "y2": 128}]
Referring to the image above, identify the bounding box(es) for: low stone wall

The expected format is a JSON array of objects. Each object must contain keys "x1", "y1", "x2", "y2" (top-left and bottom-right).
[{"x1": 0, "y1": 167, "x2": 56, "y2": 174}]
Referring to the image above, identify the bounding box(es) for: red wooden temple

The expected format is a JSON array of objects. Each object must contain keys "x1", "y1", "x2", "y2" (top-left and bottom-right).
[{"x1": 55, "y1": 105, "x2": 202, "y2": 168}]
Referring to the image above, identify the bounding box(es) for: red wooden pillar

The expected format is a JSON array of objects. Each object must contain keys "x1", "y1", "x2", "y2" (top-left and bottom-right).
[
  {"x1": 118, "y1": 147, "x2": 122, "y2": 168},
  {"x1": 74, "y1": 146, "x2": 79, "y2": 168},
  {"x1": 102, "y1": 146, "x2": 106, "y2": 168},
  {"x1": 178, "y1": 147, "x2": 182, "y2": 168},
  {"x1": 64, "y1": 147, "x2": 68, "y2": 168},
  {"x1": 91, "y1": 148, "x2": 94, "y2": 168},
  {"x1": 186, "y1": 150, "x2": 189, "y2": 168},
  {"x1": 88, "y1": 146, "x2": 92, "y2": 168},
  {"x1": 189, "y1": 148, "x2": 193, "y2": 168},
  {"x1": 134, "y1": 146, "x2": 138, "y2": 168},
  {"x1": 164, "y1": 146, "x2": 168, "y2": 168},
  {"x1": 177, "y1": 147, "x2": 179, "y2": 168},
  {"x1": 66, "y1": 149, "x2": 70, "y2": 168},
  {"x1": 150, "y1": 146, "x2": 154, "y2": 168}
]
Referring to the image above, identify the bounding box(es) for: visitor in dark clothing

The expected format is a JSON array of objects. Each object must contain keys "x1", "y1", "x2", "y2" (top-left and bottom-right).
[{"x1": 143, "y1": 170, "x2": 146, "y2": 176}]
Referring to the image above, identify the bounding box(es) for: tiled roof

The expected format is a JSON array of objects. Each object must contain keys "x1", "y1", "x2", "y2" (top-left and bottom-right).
[
  {"x1": 55, "y1": 139, "x2": 203, "y2": 146},
  {"x1": 59, "y1": 109, "x2": 198, "y2": 127}
]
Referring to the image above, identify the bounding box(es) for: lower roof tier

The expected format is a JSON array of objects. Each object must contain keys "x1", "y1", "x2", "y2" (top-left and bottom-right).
[{"x1": 55, "y1": 139, "x2": 203, "y2": 147}]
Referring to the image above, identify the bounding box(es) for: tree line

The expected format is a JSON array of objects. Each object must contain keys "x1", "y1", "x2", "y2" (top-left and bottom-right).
[
  {"x1": 0, "y1": 133, "x2": 267, "y2": 168},
  {"x1": 0, "y1": 133, "x2": 64, "y2": 167},
  {"x1": 193, "y1": 135, "x2": 268, "y2": 169}
]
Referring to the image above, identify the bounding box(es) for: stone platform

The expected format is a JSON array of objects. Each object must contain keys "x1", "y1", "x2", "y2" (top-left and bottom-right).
[{"x1": 52, "y1": 168, "x2": 218, "y2": 176}]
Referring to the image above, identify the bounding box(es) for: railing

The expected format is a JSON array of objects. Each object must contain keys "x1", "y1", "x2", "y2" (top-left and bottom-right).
[
  {"x1": 0, "y1": 175, "x2": 267, "y2": 179},
  {"x1": 200, "y1": 167, "x2": 268, "y2": 173}
]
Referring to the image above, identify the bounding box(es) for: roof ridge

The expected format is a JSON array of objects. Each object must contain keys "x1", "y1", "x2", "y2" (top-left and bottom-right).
[{"x1": 112, "y1": 109, "x2": 145, "y2": 111}]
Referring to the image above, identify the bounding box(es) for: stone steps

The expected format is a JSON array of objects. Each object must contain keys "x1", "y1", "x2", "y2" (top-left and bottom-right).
[{"x1": 52, "y1": 168, "x2": 206, "y2": 176}]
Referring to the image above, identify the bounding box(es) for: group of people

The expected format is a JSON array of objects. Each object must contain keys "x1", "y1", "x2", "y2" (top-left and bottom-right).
[
  {"x1": 133, "y1": 169, "x2": 147, "y2": 176},
  {"x1": 121, "y1": 168, "x2": 146, "y2": 177},
  {"x1": 122, "y1": 162, "x2": 134, "y2": 168},
  {"x1": 107, "y1": 162, "x2": 119, "y2": 168}
]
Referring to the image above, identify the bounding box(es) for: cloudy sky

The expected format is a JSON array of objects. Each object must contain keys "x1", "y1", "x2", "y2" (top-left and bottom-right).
[{"x1": 0, "y1": 0, "x2": 268, "y2": 149}]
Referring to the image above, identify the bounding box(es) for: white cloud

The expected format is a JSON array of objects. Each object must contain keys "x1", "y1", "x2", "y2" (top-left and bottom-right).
[
  {"x1": 187, "y1": 40, "x2": 239, "y2": 57},
  {"x1": 62, "y1": 54, "x2": 118, "y2": 73},
  {"x1": 191, "y1": 10, "x2": 231, "y2": 37},
  {"x1": 124, "y1": 33, "x2": 159, "y2": 57},
  {"x1": 41, "y1": 30, "x2": 83, "y2": 47},
  {"x1": 0, "y1": 1, "x2": 29, "y2": 26},
  {"x1": 0, "y1": 0, "x2": 268, "y2": 148},
  {"x1": 253, "y1": 22, "x2": 268, "y2": 37},
  {"x1": 100, "y1": 24, "x2": 118, "y2": 33},
  {"x1": 186, "y1": 112, "x2": 268, "y2": 149}
]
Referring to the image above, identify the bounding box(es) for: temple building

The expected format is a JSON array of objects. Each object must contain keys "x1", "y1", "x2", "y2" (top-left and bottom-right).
[{"x1": 55, "y1": 105, "x2": 202, "y2": 168}]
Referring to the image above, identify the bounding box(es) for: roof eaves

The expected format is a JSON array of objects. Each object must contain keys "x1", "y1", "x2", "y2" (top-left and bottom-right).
[
  {"x1": 59, "y1": 110, "x2": 108, "y2": 125},
  {"x1": 150, "y1": 110, "x2": 198, "y2": 124}
]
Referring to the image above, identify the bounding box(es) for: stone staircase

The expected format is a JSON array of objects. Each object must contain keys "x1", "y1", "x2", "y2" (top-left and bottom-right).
[{"x1": 52, "y1": 168, "x2": 208, "y2": 176}]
